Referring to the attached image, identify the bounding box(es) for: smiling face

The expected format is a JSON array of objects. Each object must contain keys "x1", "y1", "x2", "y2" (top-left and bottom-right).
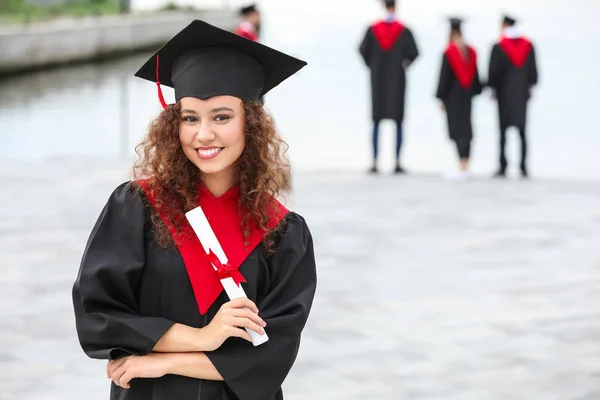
[{"x1": 179, "y1": 95, "x2": 246, "y2": 182}]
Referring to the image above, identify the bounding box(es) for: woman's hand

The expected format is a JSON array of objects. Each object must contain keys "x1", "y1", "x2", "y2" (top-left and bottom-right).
[
  {"x1": 107, "y1": 354, "x2": 170, "y2": 389},
  {"x1": 198, "y1": 298, "x2": 267, "y2": 351}
]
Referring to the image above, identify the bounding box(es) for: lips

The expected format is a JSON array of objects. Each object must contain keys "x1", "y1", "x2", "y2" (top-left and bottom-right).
[{"x1": 196, "y1": 147, "x2": 223, "y2": 160}]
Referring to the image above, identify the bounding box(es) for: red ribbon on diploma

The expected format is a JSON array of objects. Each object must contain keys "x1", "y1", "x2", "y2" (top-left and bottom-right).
[{"x1": 207, "y1": 249, "x2": 247, "y2": 287}]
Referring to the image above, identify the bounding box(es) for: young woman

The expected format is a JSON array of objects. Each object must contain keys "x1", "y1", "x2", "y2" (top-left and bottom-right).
[
  {"x1": 72, "y1": 20, "x2": 317, "y2": 400},
  {"x1": 436, "y1": 18, "x2": 482, "y2": 180}
]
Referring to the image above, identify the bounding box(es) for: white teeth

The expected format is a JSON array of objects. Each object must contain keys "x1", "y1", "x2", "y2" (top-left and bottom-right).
[{"x1": 198, "y1": 148, "x2": 220, "y2": 157}]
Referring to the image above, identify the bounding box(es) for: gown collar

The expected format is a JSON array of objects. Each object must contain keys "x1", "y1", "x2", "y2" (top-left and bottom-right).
[{"x1": 198, "y1": 181, "x2": 239, "y2": 204}]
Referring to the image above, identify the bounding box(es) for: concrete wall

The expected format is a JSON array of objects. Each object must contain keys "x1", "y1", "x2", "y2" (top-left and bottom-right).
[
  {"x1": 131, "y1": 0, "x2": 233, "y2": 12},
  {"x1": 0, "y1": 9, "x2": 237, "y2": 75}
]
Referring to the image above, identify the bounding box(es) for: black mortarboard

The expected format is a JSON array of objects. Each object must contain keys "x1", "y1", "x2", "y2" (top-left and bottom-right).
[
  {"x1": 449, "y1": 17, "x2": 463, "y2": 30},
  {"x1": 503, "y1": 15, "x2": 517, "y2": 26},
  {"x1": 239, "y1": 4, "x2": 257, "y2": 16},
  {"x1": 134, "y1": 20, "x2": 306, "y2": 108},
  {"x1": 384, "y1": 0, "x2": 396, "y2": 6}
]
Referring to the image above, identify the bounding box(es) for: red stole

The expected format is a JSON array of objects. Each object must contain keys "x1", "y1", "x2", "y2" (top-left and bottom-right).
[
  {"x1": 138, "y1": 180, "x2": 288, "y2": 315},
  {"x1": 234, "y1": 23, "x2": 258, "y2": 42},
  {"x1": 371, "y1": 20, "x2": 405, "y2": 51},
  {"x1": 444, "y1": 43, "x2": 478, "y2": 89},
  {"x1": 499, "y1": 37, "x2": 532, "y2": 68}
]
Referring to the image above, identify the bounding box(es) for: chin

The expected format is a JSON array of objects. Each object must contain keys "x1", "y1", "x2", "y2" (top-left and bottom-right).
[
  {"x1": 197, "y1": 161, "x2": 234, "y2": 176},
  {"x1": 198, "y1": 167, "x2": 224, "y2": 175}
]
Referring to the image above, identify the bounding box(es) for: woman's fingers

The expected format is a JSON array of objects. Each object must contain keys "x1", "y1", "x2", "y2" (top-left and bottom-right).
[
  {"x1": 119, "y1": 371, "x2": 133, "y2": 389},
  {"x1": 108, "y1": 358, "x2": 126, "y2": 377},
  {"x1": 228, "y1": 327, "x2": 254, "y2": 343},
  {"x1": 230, "y1": 316, "x2": 265, "y2": 336},
  {"x1": 214, "y1": 298, "x2": 269, "y2": 343},
  {"x1": 225, "y1": 298, "x2": 258, "y2": 314},
  {"x1": 111, "y1": 366, "x2": 127, "y2": 388},
  {"x1": 231, "y1": 308, "x2": 266, "y2": 327}
]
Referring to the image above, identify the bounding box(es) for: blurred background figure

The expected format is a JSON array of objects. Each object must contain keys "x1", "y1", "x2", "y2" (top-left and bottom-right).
[
  {"x1": 234, "y1": 3, "x2": 261, "y2": 42},
  {"x1": 359, "y1": 0, "x2": 419, "y2": 175},
  {"x1": 435, "y1": 17, "x2": 482, "y2": 181},
  {"x1": 488, "y1": 14, "x2": 539, "y2": 179},
  {"x1": 234, "y1": 2, "x2": 265, "y2": 106}
]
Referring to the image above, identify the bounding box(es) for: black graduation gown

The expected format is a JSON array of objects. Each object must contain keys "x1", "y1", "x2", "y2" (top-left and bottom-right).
[
  {"x1": 359, "y1": 21, "x2": 419, "y2": 122},
  {"x1": 436, "y1": 47, "x2": 483, "y2": 140},
  {"x1": 72, "y1": 182, "x2": 317, "y2": 400},
  {"x1": 487, "y1": 39, "x2": 538, "y2": 129}
]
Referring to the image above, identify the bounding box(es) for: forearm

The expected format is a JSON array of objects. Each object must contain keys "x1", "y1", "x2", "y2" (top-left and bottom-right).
[
  {"x1": 159, "y1": 352, "x2": 223, "y2": 381},
  {"x1": 152, "y1": 323, "x2": 204, "y2": 353}
]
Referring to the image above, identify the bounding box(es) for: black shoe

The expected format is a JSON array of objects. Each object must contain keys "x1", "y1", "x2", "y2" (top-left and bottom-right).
[
  {"x1": 493, "y1": 169, "x2": 506, "y2": 178},
  {"x1": 521, "y1": 167, "x2": 529, "y2": 178},
  {"x1": 394, "y1": 165, "x2": 406, "y2": 174},
  {"x1": 369, "y1": 166, "x2": 378, "y2": 174}
]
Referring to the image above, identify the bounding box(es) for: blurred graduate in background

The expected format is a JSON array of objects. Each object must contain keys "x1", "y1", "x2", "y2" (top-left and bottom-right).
[
  {"x1": 359, "y1": 0, "x2": 419, "y2": 174},
  {"x1": 488, "y1": 15, "x2": 539, "y2": 178},
  {"x1": 234, "y1": 3, "x2": 261, "y2": 42},
  {"x1": 435, "y1": 17, "x2": 482, "y2": 180}
]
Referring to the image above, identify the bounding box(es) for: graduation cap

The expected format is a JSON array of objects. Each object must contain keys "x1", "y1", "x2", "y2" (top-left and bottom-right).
[
  {"x1": 448, "y1": 17, "x2": 463, "y2": 31},
  {"x1": 134, "y1": 20, "x2": 307, "y2": 109},
  {"x1": 503, "y1": 15, "x2": 517, "y2": 26},
  {"x1": 239, "y1": 3, "x2": 257, "y2": 16},
  {"x1": 383, "y1": 0, "x2": 396, "y2": 6}
]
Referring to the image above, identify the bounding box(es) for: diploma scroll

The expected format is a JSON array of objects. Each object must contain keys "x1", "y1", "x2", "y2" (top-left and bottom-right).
[{"x1": 185, "y1": 206, "x2": 269, "y2": 346}]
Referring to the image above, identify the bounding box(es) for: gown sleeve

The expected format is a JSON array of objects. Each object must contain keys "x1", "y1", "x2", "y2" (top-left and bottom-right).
[
  {"x1": 487, "y1": 44, "x2": 504, "y2": 91},
  {"x1": 359, "y1": 27, "x2": 373, "y2": 66},
  {"x1": 403, "y1": 28, "x2": 420, "y2": 67},
  {"x1": 206, "y1": 212, "x2": 317, "y2": 400},
  {"x1": 435, "y1": 54, "x2": 452, "y2": 101},
  {"x1": 472, "y1": 63, "x2": 483, "y2": 96},
  {"x1": 528, "y1": 43, "x2": 539, "y2": 87},
  {"x1": 72, "y1": 181, "x2": 175, "y2": 360}
]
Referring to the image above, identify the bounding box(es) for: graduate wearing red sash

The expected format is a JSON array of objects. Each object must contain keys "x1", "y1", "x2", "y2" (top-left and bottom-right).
[
  {"x1": 359, "y1": 0, "x2": 419, "y2": 174},
  {"x1": 436, "y1": 18, "x2": 482, "y2": 179},
  {"x1": 72, "y1": 20, "x2": 316, "y2": 400},
  {"x1": 488, "y1": 15, "x2": 539, "y2": 178},
  {"x1": 234, "y1": 4, "x2": 260, "y2": 42}
]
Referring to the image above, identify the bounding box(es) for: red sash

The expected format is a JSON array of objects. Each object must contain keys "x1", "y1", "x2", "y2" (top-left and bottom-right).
[
  {"x1": 499, "y1": 37, "x2": 532, "y2": 68},
  {"x1": 445, "y1": 43, "x2": 477, "y2": 89},
  {"x1": 371, "y1": 20, "x2": 405, "y2": 51},
  {"x1": 234, "y1": 25, "x2": 258, "y2": 42},
  {"x1": 137, "y1": 180, "x2": 288, "y2": 315}
]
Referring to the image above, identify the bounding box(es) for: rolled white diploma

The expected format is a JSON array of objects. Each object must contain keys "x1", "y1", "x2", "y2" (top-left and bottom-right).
[{"x1": 185, "y1": 206, "x2": 269, "y2": 346}]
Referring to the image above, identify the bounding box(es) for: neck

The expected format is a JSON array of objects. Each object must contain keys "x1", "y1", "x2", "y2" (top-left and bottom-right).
[
  {"x1": 502, "y1": 26, "x2": 520, "y2": 39},
  {"x1": 242, "y1": 19, "x2": 256, "y2": 30},
  {"x1": 201, "y1": 169, "x2": 237, "y2": 198}
]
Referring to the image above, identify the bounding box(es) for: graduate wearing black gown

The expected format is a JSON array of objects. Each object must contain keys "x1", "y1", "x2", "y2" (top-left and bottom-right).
[
  {"x1": 436, "y1": 18, "x2": 482, "y2": 179},
  {"x1": 72, "y1": 20, "x2": 316, "y2": 400},
  {"x1": 488, "y1": 15, "x2": 539, "y2": 178},
  {"x1": 359, "y1": 0, "x2": 419, "y2": 174}
]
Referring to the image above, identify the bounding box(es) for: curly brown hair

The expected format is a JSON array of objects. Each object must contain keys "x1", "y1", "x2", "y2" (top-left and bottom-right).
[{"x1": 132, "y1": 100, "x2": 291, "y2": 252}]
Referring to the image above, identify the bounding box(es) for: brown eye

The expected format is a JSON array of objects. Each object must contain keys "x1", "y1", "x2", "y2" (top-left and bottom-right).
[{"x1": 214, "y1": 115, "x2": 231, "y2": 122}]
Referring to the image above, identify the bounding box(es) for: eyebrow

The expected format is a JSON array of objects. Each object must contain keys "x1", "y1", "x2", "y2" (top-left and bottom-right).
[
  {"x1": 181, "y1": 107, "x2": 234, "y2": 115},
  {"x1": 210, "y1": 107, "x2": 234, "y2": 113}
]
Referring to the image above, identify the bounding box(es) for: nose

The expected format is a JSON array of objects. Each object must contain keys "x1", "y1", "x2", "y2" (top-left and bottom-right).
[{"x1": 194, "y1": 121, "x2": 216, "y2": 144}]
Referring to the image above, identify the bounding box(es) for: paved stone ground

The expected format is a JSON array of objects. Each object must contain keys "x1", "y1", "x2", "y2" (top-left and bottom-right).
[{"x1": 1, "y1": 159, "x2": 599, "y2": 400}]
